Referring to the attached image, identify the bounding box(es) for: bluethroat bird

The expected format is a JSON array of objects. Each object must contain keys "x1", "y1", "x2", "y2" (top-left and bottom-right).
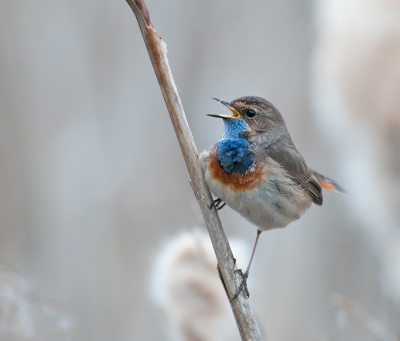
[{"x1": 200, "y1": 96, "x2": 346, "y2": 300}]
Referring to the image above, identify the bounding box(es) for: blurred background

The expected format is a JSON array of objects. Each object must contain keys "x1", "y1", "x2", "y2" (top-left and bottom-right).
[{"x1": 0, "y1": 0, "x2": 399, "y2": 340}]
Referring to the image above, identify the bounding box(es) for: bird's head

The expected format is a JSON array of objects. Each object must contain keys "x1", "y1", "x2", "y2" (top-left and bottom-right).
[{"x1": 208, "y1": 96, "x2": 286, "y2": 138}]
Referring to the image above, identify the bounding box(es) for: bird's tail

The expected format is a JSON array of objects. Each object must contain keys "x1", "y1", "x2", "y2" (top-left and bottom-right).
[{"x1": 312, "y1": 170, "x2": 348, "y2": 194}]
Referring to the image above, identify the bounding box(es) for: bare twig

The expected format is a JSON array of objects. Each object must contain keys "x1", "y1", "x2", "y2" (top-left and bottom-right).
[
  {"x1": 331, "y1": 293, "x2": 398, "y2": 341},
  {"x1": 125, "y1": 1, "x2": 263, "y2": 340}
]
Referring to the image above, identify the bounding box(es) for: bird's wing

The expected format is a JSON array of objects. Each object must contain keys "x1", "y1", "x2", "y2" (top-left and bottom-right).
[{"x1": 266, "y1": 141, "x2": 323, "y2": 205}]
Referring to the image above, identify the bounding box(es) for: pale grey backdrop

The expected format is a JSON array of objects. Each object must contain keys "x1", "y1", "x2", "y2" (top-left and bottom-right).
[{"x1": 0, "y1": 1, "x2": 398, "y2": 340}]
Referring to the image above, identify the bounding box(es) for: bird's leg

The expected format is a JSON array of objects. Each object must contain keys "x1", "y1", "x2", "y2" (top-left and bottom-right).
[
  {"x1": 209, "y1": 197, "x2": 226, "y2": 211},
  {"x1": 230, "y1": 230, "x2": 262, "y2": 301},
  {"x1": 216, "y1": 201, "x2": 226, "y2": 210},
  {"x1": 210, "y1": 198, "x2": 220, "y2": 210}
]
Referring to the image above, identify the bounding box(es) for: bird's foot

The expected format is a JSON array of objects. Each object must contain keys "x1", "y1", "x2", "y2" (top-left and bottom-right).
[
  {"x1": 209, "y1": 198, "x2": 226, "y2": 211},
  {"x1": 230, "y1": 269, "x2": 250, "y2": 301}
]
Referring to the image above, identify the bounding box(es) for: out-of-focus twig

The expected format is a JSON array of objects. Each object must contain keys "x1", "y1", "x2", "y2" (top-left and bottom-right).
[
  {"x1": 125, "y1": 1, "x2": 263, "y2": 340},
  {"x1": 330, "y1": 293, "x2": 398, "y2": 341}
]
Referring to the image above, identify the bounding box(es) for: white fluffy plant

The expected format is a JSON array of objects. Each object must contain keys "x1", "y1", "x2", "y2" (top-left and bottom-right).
[
  {"x1": 0, "y1": 269, "x2": 69, "y2": 341},
  {"x1": 151, "y1": 229, "x2": 249, "y2": 341}
]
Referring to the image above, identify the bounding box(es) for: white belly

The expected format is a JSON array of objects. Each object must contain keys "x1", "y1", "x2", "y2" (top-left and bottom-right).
[{"x1": 204, "y1": 168, "x2": 312, "y2": 230}]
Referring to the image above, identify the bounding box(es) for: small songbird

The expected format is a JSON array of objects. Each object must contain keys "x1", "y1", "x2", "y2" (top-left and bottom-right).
[{"x1": 200, "y1": 96, "x2": 346, "y2": 300}]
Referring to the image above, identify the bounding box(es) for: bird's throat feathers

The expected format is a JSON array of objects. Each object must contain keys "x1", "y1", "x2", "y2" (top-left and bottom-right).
[
  {"x1": 221, "y1": 118, "x2": 248, "y2": 139},
  {"x1": 216, "y1": 118, "x2": 254, "y2": 175}
]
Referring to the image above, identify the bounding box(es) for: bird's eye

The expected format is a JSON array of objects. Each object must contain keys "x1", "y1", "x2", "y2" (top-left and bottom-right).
[{"x1": 246, "y1": 109, "x2": 256, "y2": 118}]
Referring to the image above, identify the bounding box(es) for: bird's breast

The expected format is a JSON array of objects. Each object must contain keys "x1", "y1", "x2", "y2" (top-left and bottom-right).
[
  {"x1": 204, "y1": 148, "x2": 312, "y2": 230},
  {"x1": 208, "y1": 150, "x2": 266, "y2": 192}
]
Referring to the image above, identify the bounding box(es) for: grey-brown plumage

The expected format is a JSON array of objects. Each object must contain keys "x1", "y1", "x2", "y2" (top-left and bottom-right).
[
  {"x1": 232, "y1": 97, "x2": 323, "y2": 203},
  {"x1": 200, "y1": 96, "x2": 345, "y2": 299}
]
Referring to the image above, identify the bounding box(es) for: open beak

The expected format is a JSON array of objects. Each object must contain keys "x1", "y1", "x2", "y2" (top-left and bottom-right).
[{"x1": 207, "y1": 97, "x2": 240, "y2": 119}]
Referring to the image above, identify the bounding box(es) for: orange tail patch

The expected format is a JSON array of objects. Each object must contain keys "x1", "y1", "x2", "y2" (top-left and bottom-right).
[
  {"x1": 312, "y1": 170, "x2": 347, "y2": 194},
  {"x1": 319, "y1": 179, "x2": 340, "y2": 192}
]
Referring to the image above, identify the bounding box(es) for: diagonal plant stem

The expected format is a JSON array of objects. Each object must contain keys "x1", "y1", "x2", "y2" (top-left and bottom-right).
[
  {"x1": 330, "y1": 294, "x2": 398, "y2": 341},
  {"x1": 125, "y1": 0, "x2": 263, "y2": 340}
]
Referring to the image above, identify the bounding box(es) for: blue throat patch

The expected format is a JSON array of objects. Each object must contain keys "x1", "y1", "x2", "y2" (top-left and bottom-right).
[{"x1": 216, "y1": 118, "x2": 254, "y2": 175}]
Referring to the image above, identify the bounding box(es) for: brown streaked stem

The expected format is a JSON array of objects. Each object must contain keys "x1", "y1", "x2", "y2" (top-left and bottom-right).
[{"x1": 125, "y1": 1, "x2": 263, "y2": 340}]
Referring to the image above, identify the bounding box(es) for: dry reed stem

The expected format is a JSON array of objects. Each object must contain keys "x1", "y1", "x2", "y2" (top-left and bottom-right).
[{"x1": 125, "y1": 1, "x2": 263, "y2": 340}]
